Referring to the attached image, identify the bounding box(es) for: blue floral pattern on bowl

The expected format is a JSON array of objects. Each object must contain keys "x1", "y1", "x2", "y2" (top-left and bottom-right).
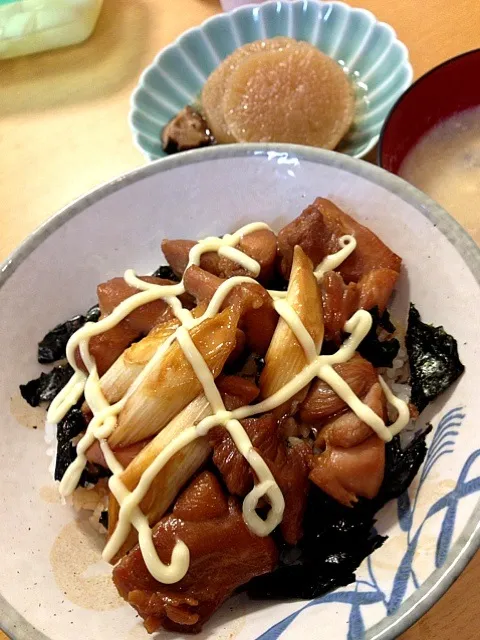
[
  {"x1": 254, "y1": 406, "x2": 478, "y2": 639},
  {"x1": 130, "y1": 1, "x2": 413, "y2": 160}
]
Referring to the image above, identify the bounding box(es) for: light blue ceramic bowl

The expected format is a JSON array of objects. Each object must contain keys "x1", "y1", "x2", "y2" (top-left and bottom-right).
[{"x1": 130, "y1": 1, "x2": 413, "y2": 160}]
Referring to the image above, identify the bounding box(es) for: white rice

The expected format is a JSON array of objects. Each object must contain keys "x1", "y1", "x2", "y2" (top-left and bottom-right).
[
  {"x1": 378, "y1": 335, "x2": 416, "y2": 438},
  {"x1": 69, "y1": 481, "x2": 109, "y2": 534}
]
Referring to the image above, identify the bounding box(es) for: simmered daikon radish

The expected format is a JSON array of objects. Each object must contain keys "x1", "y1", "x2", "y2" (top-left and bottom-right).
[
  {"x1": 223, "y1": 42, "x2": 354, "y2": 148},
  {"x1": 201, "y1": 37, "x2": 295, "y2": 143}
]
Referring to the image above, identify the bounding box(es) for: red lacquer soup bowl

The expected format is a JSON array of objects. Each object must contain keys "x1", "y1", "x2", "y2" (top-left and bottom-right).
[{"x1": 378, "y1": 48, "x2": 480, "y2": 173}]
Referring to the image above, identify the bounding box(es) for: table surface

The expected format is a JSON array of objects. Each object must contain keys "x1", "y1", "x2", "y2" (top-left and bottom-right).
[{"x1": 1, "y1": 1, "x2": 479, "y2": 639}]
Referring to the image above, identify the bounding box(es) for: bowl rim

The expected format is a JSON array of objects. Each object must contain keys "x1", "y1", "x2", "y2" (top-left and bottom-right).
[
  {"x1": 377, "y1": 47, "x2": 480, "y2": 169},
  {"x1": 1, "y1": 143, "x2": 479, "y2": 640},
  {"x1": 128, "y1": 0, "x2": 413, "y2": 162}
]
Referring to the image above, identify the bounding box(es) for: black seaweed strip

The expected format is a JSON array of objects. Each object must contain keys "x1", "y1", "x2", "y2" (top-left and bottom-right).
[
  {"x1": 357, "y1": 307, "x2": 400, "y2": 368},
  {"x1": 247, "y1": 429, "x2": 430, "y2": 600},
  {"x1": 20, "y1": 365, "x2": 74, "y2": 407},
  {"x1": 151, "y1": 265, "x2": 180, "y2": 282},
  {"x1": 406, "y1": 304, "x2": 465, "y2": 413}
]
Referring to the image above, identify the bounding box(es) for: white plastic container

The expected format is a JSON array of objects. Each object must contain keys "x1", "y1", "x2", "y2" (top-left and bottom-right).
[{"x1": 0, "y1": 0, "x2": 103, "y2": 59}]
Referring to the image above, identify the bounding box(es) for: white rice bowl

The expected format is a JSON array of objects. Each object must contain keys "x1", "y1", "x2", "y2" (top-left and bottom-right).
[{"x1": 1, "y1": 145, "x2": 479, "y2": 640}]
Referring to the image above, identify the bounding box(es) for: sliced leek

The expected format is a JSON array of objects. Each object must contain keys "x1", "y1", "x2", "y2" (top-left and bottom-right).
[
  {"x1": 108, "y1": 394, "x2": 212, "y2": 560},
  {"x1": 108, "y1": 306, "x2": 238, "y2": 447},
  {"x1": 260, "y1": 246, "x2": 324, "y2": 398},
  {"x1": 97, "y1": 320, "x2": 179, "y2": 406}
]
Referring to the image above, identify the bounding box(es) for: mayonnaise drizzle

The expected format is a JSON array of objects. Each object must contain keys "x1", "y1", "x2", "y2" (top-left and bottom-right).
[
  {"x1": 273, "y1": 299, "x2": 319, "y2": 362},
  {"x1": 267, "y1": 234, "x2": 357, "y2": 300},
  {"x1": 314, "y1": 235, "x2": 357, "y2": 281},
  {"x1": 48, "y1": 225, "x2": 409, "y2": 586}
]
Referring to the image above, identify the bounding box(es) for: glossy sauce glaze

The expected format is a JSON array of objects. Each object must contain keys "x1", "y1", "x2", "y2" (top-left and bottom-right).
[{"x1": 47, "y1": 222, "x2": 410, "y2": 585}]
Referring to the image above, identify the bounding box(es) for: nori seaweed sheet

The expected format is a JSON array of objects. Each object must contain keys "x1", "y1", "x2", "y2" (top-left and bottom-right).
[
  {"x1": 85, "y1": 304, "x2": 101, "y2": 323},
  {"x1": 247, "y1": 428, "x2": 430, "y2": 600},
  {"x1": 99, "y1": 510, "x2": 109, "y2": 529},
  {"x1": 406, "y1": 304, "x2": 465, "y2": 413},
  {"x1": 37, "y1": 304, "x2": 100, "y2": 364},
  {"x1": 20, "y1": 364, "x2": 74, "y2": 407},
  {"x1": 54, "y1": 405, "x2": 86, "y2": 483},
  {"x1": 54, "y1": 405, "x2": 109, "y2": 487},
  {"x1": 358, "y1": 307, "x2": 400, "y2": 368},
  {"x1": 248, "y1": 492, "x2": 386, "y2": 600},
  {"x1": 152, "y1": 265, "x2": 180, "y2": 282},
  {"x1": 376, "y1": 426, "x2": 431, "y2": 506}
]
